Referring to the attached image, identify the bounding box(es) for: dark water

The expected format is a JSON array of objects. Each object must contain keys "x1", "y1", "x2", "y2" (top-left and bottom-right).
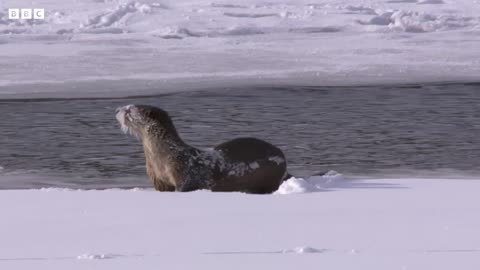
[{"x1": 1, "y1": 83, "x2": 480, "y2": 189}]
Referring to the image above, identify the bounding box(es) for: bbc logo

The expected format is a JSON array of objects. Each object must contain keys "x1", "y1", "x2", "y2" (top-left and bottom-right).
[{"x1": 8, "y1": 9, "x2": 45, "y2": 20}]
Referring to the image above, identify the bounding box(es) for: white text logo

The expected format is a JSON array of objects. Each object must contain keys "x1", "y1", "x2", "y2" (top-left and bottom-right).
[{"x1": 8, "y1": 9, "x2": 45, "y2": 20}]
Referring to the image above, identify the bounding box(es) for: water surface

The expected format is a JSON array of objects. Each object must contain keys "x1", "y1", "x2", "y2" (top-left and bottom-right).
[{"x1": 1, "y1": 83, "x2": 480, "y2": 189}]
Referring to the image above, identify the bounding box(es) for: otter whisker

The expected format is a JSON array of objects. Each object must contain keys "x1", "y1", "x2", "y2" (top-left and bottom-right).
[
  {"x1": 120, "y1": 124, "x2": 140, "y2": 139},
  {"x1": 120, "y1": 125, "x2": 129, "y2": 134}
]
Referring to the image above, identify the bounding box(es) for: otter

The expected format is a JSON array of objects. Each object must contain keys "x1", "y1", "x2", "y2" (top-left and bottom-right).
[{"x1": 115, "y1": 104, "x2": 289, "y2": 194}]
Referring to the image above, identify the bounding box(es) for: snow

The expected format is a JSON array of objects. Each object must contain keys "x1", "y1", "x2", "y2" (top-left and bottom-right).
[
  {"x1": 1, "y1": 177, "x2": 480, "y2": 269},
  {"x1": 275, "y1": 171, "x2": 344, "y2": 194},
  {"x1": 1, "y1": 0, "x2": 480, "y2": 98},
  {"x1": 275, "y1": 176, "x2": 315, "y2": 194},
  {"x1": 268, "y1": 156, "x2": 286, "y2": 165},
  {"x1": 76, "y1": 253, "x2": 122, "y2": 260}
]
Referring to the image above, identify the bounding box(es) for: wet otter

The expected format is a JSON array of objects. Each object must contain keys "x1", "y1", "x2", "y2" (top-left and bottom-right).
[{"x1": 116, "y1": 104, "x2": 289, "y2": 194}]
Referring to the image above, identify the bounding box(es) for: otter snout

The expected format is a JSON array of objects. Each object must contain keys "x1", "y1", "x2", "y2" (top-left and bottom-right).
[
  {"x1": 115, "y1": 105, "x2": 136, "y2": 134},
  {"x1": 116, "y1": 104, "x2": 134, "y2": 115},
  {"x1": 115, "y1": 105, "x2": 135, "y2": 121}
]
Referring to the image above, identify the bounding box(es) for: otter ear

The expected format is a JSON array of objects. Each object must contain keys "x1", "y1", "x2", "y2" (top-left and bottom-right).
[
  {"x1": 146, "y1": 110, "x2": 159, "y2": 121},
  {"x1": 142, "y1": 108, "x2": 155, "y2": 118}
]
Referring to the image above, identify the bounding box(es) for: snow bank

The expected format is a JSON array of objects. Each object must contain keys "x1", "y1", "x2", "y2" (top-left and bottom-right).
[
  {"x1": 1, "y1": 178, "x2": 480, "y2": 269},
  {"x1": 0, "y1": 0, "x2": 479, "y2": 98},
  {"x1": 358, "y1": 10, "x2": 476, "y2": 32},
  {"x1": 282, "y1": 246, "x2": 326, "y2": 254},
  {"x1": 275, "y1": 171, "x2": 345, "y2": 194},
  {"x1": 76, "y1": 253, "x2": 122, "y2": 260},
  {"x1": 80, "y1": 2, "x2": 152, "y2": 31}
]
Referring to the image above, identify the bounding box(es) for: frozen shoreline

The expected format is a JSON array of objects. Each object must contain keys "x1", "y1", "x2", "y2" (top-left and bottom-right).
[
  {"x1": 1, "y1": 0, "x2": 480, "y2": 98},
  {"x1": 1, "y1": 177, "x2": 480, "y2": 269},
  {"x1": 2, "y1": 77, "x2": 479, "y2": 100}
]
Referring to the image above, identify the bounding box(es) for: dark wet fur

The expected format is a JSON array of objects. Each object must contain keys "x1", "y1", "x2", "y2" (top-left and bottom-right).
[{"x1": 211, "y1": 138, "x2": 287, "y2": 194}]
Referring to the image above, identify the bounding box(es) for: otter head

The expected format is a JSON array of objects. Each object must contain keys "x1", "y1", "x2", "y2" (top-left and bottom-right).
[
  {"x1": 116, "y1": 104, "x2": 186, "y2": 190},
  {"x1": 115, "y1": 104, "x2": 179, "y2": 141}
]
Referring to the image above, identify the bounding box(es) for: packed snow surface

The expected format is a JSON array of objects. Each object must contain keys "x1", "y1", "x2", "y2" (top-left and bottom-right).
[
  {"x1": 0, "y1": 0, "x2": 480, "y2": 98},
  {"x1": 1, "y1": 176, "x2": 480, "y2": 269}
]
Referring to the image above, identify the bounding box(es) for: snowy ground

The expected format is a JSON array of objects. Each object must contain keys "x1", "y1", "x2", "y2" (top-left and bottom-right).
[
  {"x1": 1, "y1": 0, "x2": 480, "y2": 98},
  {"x1": 1, "y1": 175, "x2": 480, "y2": 270}
]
